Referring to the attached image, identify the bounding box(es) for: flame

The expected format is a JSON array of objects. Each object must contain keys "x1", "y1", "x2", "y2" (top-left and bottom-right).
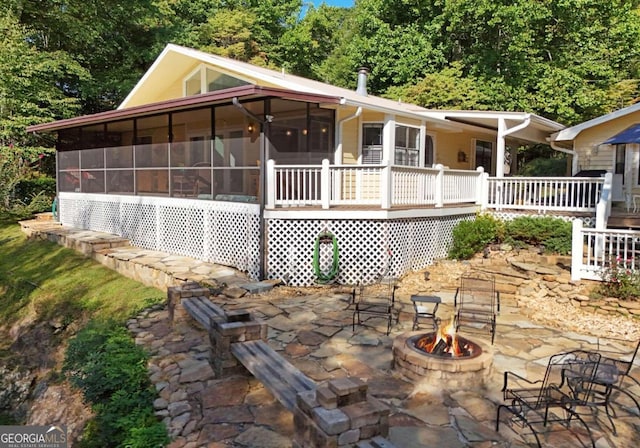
[{"x1": 415, "y1": 317, "x2": 469, "y2": 358}]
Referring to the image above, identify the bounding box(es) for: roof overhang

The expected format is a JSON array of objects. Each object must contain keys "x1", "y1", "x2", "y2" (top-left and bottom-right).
[
  {"x1": 27, "y1": 85, "x2": 341, "y2": 133},
  {"x1": 551, "y1": 102, "x2": 640, "y2": 142},
  {"x1": 420, "y1": 110, "x2": 565, "y2": 145}
]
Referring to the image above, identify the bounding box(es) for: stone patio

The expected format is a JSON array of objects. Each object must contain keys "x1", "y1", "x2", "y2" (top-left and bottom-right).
[
  {"x1": 21, "y1": 219, "x2": 640, "y2": 447},
  {"x1": 128, "y1": 283, "x2": 640, "y2": 448}
]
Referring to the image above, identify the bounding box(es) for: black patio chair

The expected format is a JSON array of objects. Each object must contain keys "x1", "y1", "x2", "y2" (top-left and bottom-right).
[
  {"x1": 454, "y1": 273, "x2": 500, "y2": 343},
  {"x1": 497, "y1": 350, "x2": 602, "y2": 448},
  {"x1": 590, "y1": 339, "x2": 640, "y2": 424},
  {"x1": 352, "y1": 276, "x2": 398, "y2": 335}
]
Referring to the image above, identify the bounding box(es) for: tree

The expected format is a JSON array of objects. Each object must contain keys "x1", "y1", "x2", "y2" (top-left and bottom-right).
[
  {"x1": 279, "y1": 4, "x2": 352, "y2": 79},
  {"x1": 385, "y1": 62, "x2": 489, "y2": 110},
  {"x1": 15, "y1": 0, "x2": 165, "y2": 113}
]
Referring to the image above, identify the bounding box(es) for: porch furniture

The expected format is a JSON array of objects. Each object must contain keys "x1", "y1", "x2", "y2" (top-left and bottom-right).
[
  {"x1": 410, "y1": 294, "x2": 441, "y2": 331},
  {"x1": 496, "y1": 350, "x2": 602, "y2": 448},
  {"x1": 633, "y1": 194, "x2": 640, "y2": 213},
  {"x1": 454, "y1": 274, "x2": 500, "y2": 344},
  {"x1": 590, "y1": 339, "x2": 640, "y2": 421},
  {"x1": 352, "y1": 276, "x2": 398, "y2": 335}
]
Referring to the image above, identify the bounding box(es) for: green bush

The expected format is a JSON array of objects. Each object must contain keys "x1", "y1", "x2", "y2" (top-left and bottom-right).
[
  {"x1": 448, "y1": 214, "x2": 501, "y2": 260},
  {"x1": 63, "y1": 321, "x2": 168, "y2": 448},
  {"x1": 13, "y1": 176, "x2": 56, "y2": 204},
  {"x1": 449, "y1": 214, "x2": 572, "y2": 259},
  {"x1": 505, "y1": 216, "x2": 572, "y2": 254}
]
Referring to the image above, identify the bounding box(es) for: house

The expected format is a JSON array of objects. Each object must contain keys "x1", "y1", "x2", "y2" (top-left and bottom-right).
[
  {"x1": 28, "y1": 44, "x2": 566, "y2": 286},
  {"x1": 550, "y1": 102, "x2": 640, "y2": 207}
]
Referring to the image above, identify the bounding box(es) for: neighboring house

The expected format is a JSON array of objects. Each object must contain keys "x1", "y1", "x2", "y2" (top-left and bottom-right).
[
  {"x1": 28, "y1": 44, "x2": 565, "y2": 285},
  {"x1": 550, "y1": 102, "x2": 640, "y2": 206}
]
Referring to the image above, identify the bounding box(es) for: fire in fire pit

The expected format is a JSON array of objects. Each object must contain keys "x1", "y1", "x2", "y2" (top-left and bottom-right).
[{"x1": 411, "y1": 318, "x2": 481, "y2": 359}]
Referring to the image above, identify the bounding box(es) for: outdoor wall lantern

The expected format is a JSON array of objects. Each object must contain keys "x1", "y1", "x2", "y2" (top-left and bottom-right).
[{"x1": 457, "y1": 151, "x2": 467, "y2": 162}]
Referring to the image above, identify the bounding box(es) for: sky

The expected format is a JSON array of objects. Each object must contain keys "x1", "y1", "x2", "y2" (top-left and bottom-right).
[{"x1": 313, "y1": 0, "x2": 354, "y2": 7}]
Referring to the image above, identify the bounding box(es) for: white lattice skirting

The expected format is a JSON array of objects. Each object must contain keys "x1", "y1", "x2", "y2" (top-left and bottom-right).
[
  {"x1": 59, "y1": 193, "x2": 262, "y2": 279},
  {"x1": 266, "y1": 215, "x2": 473, "y2": 286},
  {"x1": 59, "y1": 193, "x2": 472, "y2": 285}
]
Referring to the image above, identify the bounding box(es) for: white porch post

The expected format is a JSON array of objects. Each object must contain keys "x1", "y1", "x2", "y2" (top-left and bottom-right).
[
  {"x1": 435, "y1": 164, "x2": 444, "y2": 207},
  {"x1": 496, "y1": 118, "x2": 507, "y2": 178},
  {"x1": 381, "y1": 161, "x2": 392, "y2": 209},
  {"x1": 476, "y1": 167, "x2": 486, "y2": 207},
  {"x1": 321, "y1": 159, "x2": 331, "y2": 209},
  {"x1": 571, "y1": 219, "x2": 583, "y2": 282},
  {"x1": 382, "y1": 114, "x2": 395, "y2": 164},
  {"x1": 266, "y1": 159, "x2": 276, "y2": 209}
]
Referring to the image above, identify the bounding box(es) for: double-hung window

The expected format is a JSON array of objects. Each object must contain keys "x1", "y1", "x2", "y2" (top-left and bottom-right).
[
  {"x1": 362, "y1": 123, "x2": 383, "y2": 164},
  {"x1": 395, "y1": 125, "x2": 420, "y2": 167}
]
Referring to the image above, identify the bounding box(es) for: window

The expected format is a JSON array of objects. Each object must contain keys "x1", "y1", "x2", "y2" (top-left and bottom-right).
[
  {"x1": 395, "y1": 125, "x2": 420, "y2": 166},
  {"x1": 362, "y1": 123, "x2": 383, "y2": 164},
  {"x1": 184, "y1": 65, "x2": 250, "y2": 97},
  {"x1": 475, "y1": 140, "x2": 493, "y2": 172}
]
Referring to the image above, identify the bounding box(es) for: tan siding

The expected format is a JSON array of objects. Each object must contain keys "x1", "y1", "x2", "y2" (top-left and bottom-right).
[
  {"x1": 574, "y1": 111, "x2": 640, "y2": 172},
  {"x1": 431, "y1": 129, "x2": 494, "y2": 170},
  {"x1": 361, "y1": 111, "x2": 385, "y2": 123},
  {"x1": 397, "y1": 117, "x2": 422, "y2": 127},
  {"x1": 341, "y1": 118, "x2": 359, "y2": 164}
]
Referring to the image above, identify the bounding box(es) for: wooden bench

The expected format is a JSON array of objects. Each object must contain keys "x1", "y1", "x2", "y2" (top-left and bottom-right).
[
  {"x1": 231, "y1": 340, "x2": 316, "y2": 411},
  {"x1": 182, "y1": 296, "x2": 225, "y2": 329}
]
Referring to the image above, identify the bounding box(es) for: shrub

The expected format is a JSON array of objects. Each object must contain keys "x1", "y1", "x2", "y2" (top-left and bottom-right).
[
  {"x1": 64, "y1": 321, "x2": 168, "y2": 448},
  {"x1": 596, "y1": 257, "x2": 640, "y2": 301},
  {"x1": 13, "y1": 177, "x2": 56, "y2": 204},
  {"x1": 448, "y1": 214, "x2": 501, "y2": 260},
  {"x1": 504, "y1": 216, "x2": 572, "y2": 254}
]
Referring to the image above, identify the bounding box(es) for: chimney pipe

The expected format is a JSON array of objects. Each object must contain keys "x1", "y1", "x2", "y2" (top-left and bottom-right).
[{"x1": 356, "y1": 67, "x2": 369, "y2": 96}]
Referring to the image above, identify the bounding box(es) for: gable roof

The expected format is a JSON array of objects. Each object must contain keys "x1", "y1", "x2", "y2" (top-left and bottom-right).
[
  {"x1": 551, "y1": 102, "x2": 640, "y2": 142},
  {"x1": 120, "y1": 44, "x2": 434, "y2": 121},
  {"x1": 118, "y1": 44, "x2": 564, "y2": 143}
]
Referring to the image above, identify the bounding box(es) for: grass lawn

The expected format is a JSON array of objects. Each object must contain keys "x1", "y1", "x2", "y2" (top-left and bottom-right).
[{"x1": 0, "y1": 217, "x2": 165, "y2": 351}]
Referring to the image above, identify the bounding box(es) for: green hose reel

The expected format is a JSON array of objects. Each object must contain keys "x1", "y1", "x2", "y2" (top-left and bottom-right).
[{"x1": 313, "y1": 230, "x2": 339, "y2": 284}]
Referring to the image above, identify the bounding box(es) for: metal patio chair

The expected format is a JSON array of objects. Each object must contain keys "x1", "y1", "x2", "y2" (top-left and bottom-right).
[
  {"x1": 454, "y1": 273, "x2": 500, "y2": 343},
  {"x1": 497, "y1": 350, "x2": 602, "y2": 448},
  {"x1": 352, "y1": 276, "x2": 398, "y2": 335},
  {"x1": 590, "y1": 339, "x2": 640, "y2": 424}
]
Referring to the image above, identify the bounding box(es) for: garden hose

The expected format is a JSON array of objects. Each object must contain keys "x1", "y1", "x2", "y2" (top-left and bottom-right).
[{"x1": 313, "y1": 230, "x2": 339, "y2": 284}]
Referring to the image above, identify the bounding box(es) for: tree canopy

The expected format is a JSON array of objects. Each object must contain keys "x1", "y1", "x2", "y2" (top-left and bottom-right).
[{"x1": 3, "y1": 0, "x2": 640, "y2": 149}]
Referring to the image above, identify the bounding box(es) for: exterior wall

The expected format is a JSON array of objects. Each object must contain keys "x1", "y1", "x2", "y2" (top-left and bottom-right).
[
  {"x1": 432, "y1": 129, "x2": 495, "y2": 171},
  {"x1": 58, "y1": 192, "x2": 262, "y2": 279},
  {"x1": 574, "y1": 111, "x2": 640, "y2": 172},
  {"x1": 338, "y1": 108, "x2": 360, "y2": 164}
]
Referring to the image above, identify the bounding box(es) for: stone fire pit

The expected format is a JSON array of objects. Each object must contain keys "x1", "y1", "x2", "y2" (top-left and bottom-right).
[{"x1": 392, "y1": 331, "x2": 493, "y2": 390}]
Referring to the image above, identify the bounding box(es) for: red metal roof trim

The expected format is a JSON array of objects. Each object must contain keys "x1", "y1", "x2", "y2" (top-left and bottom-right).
[{"x1": 27, "y1": 85, "x2": 341, "y2": 133}]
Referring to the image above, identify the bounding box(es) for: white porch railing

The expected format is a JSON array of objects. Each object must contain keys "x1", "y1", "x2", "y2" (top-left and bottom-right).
[
  {"x1": 485, "y1": 176, "x2": 605, "y2": 213},
  {"x1": 571, "y1": 220, "x2": 640, "y2": 281},
  {"x1": 266, "y1": 160, "x2": 482, "y2": 209}
]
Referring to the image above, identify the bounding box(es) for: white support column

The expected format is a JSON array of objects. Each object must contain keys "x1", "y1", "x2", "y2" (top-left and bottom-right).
[
  {"x1": 382, "y1": 114, "x2": 395, "y2": 165},
  {"x1": 321, "y1": 159, "x2": 330, "y2": 210},
  {"x1": 571, "y1": 219, "x2": 583, "y2": 282},
  {"x1": 496, "y1": 117, "x2": 507, "y2": 178}
]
